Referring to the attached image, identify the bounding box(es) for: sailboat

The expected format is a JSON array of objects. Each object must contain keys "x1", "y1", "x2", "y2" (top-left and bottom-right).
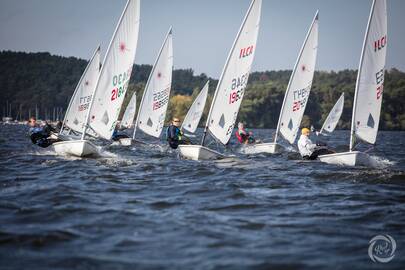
[
  {"x1": 178, "y1": 0, "x2": 262, "y2": 160},
  {"x1": 127, "y1": 28, "x2": 173, "y2": 145},
  {"x1": 53, "y1": 0, "x2": 140, "y2": 157},
  {"x1": 58, "y1": 45, "x2": 101, "y2": 140},
  {"x1": 114, "y1": 91, "x2": 137, "y2": 146},
  {"x1": 318, "y1": 92, "x2": 344, "y2": 135},
  {"x1": 121, "y1": 92, "x2": 137, "y2": 130},
  {"x1": 181, "y1": 80, "x2": 209, "y2": 135},
  {"x1": 319, "y1": 0, "x2": 387, "y2": 166},
  {"x1": 242, "y1": 11, "x2": 319, "y2": 155}
]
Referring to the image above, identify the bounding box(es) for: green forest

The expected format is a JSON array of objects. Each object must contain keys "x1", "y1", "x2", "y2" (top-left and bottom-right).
[{"x1": 1, "y1": 51, "x2": 405, "y2": 130}]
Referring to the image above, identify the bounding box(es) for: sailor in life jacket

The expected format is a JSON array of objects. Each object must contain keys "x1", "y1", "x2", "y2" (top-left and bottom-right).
[
  {"x1": 111, "y1": 121, "x2": 130, "y2": 141},
  {"x1": 235, "y1": 122, "x2": 256, "y2": 144},
  {"x1": 27, "y1": 116, "x2": 59, "y2": 148},
  {"x1": 297, "y1": 127, "x2": 334, "y2": 160},
  {"x1": 166, "y1": 117, "x2": 190, "y2": 149}
]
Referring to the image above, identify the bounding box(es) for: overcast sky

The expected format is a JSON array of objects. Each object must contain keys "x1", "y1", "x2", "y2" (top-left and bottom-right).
[{"x1": 0, "y1": 0, "x2": 404, "y2": 77}]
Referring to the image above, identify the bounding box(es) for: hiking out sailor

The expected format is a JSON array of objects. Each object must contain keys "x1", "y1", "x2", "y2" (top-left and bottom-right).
[
  {"x1": 111, "y1": 121, "x2": 130, "y2": 141},
  {"x1": 167, "y1": 117, "x2": 190, "y2": 149},
  {"x1": 235, "y1": 122, "x2": 256, "y2": 144},
  {"x1": 28, "y1": 116, "x2": 59, "y2": 148},
  {"x1": 297, "y1": 127, "x2": 334, "y2": 160}
]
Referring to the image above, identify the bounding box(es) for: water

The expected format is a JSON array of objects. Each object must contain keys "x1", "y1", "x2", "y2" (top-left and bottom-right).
[{"x1": 0, "y1": 124, "x2": 404, "y2": 269}]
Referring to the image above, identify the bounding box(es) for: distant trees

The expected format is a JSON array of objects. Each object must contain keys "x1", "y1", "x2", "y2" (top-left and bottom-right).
[{"x1": 1, "y1": 51, "x2": 404, "y2": 130}]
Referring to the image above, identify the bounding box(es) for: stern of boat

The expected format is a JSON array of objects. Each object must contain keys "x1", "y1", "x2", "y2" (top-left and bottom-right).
[
  {"x1": 241, "y1": 142, "x2": 284, "y2": 155},
  {"x1": 318, "y1": 151, "x2": 376, "y2": 167}
]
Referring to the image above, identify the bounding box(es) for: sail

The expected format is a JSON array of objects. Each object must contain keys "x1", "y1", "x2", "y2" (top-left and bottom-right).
[
  {"x1": 320, "y1": 93, "x2": 344, "y2": 134},
  {"x1": 351, "y1": 0, "x2": 387, "y2": 147},
  {"x1": 121, "y1": 91, "x2": 137, "y2": 129},
  {"x1": 63, "y1": 46, "x2": 100, "y2": 134},
  {"x1": 182, "y1": 81, "x2": 209, "y2": 133},
  {"x1": 206, "y1": 0, "x2": 261, "y2": 145},
  {"x1": 276, "y1": 11, "x2": 319, "y2": 145},
  {"x1": 135, "y1": 28, "x2": 173, "y2": 139},
  {"x1": 86, "y1": 0, "x2": 140, "y2": 140}
]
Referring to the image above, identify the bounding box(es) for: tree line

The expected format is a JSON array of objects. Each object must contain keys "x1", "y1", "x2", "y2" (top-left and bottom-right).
[{"x1": 1, "y1": 51, "x2": 404, "y2": 130}]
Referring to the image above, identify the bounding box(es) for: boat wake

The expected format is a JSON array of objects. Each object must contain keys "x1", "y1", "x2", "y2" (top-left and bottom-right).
[{"x1": 368, "y1": 155, "x2": 395, "y2": 168}]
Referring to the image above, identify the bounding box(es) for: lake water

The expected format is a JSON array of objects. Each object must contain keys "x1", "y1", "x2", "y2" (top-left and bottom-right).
[{"x1": 0, "y1": 124, "x2": 404, "y2": 269}]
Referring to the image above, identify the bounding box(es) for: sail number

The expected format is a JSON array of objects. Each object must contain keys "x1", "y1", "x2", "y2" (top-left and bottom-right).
[
  {"x1": 376, "y1": 69, "x2": 384, "y2": 99},
  {"x1": 78, "y1": 95, "x2": 92, "y2": 111},
  {"x1": 225, "y1": 112, "x2": 238, "y2": 136},
  {"x1": 111, "y1": 82, "x2": 128, "y2": 101},
  {"x1": 229, "y1": 73, "x2": 248, "y2": 104},
  {"x1": 111, "y1": 68, "x2": 132, "y2": 101},
  {"x1": 153, "y1": 87, "x2": 170, "y2": 110},
  {"x1": 292, "y1": 84, "x2": 311, "y2": 112}
]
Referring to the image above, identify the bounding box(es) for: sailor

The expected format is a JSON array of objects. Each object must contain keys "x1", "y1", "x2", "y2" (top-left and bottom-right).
[
  {"x1": 111, "y1": 121, "x2": 130, "y2": 141},
  {"x1": 297, "y1": 127, "x2": 334, "y2": 160},
  {"x1": 235, "y1": 122, "x2": 255, "y2": 144},
  {"x1": 28, "y1": 117, "x2": 59, "y2": 148},
  {"x1": 166, "y1": 117, "x2": 190, "y2": 149},
  {"x1": 56, "y1": 121, "x2": 63, "y2": 132}
]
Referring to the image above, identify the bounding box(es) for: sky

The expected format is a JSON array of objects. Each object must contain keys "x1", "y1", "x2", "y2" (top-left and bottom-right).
[{"x1": 0, "y1": 0, "x2": 404, "y2": 77}]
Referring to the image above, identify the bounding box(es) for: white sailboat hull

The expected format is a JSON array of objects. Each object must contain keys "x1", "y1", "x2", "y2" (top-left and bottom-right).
[
  {"x1": 178, "y1": 145, "x2": 224, "y2": 161},
  {"x1": 119, "y1": 138, "x2": 132, "y2": 146},
  {"x1": 241, "y1": 142, "x2": 284, "y2": 155},
  {"x1": 318, "y1": 151, "x2": 376, "y2": 167},
  {"x1": 53, "y1": 140, "x2": 99, "y2": 157}
]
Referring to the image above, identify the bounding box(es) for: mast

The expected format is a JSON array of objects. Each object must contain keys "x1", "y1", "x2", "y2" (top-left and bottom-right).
[
  {"x1": 133, "y1": 27, "x2": 172, "y2": 140},
  {"x1": 274, "y1": 10, "x2": 319, "y2": 144},
  {"x1": 81, "y1": 0, "x2": 132, "y2": 140},
  {"x1": 201, "y1": 0, "x2": 257, "y2": 146},
  {"x1": 349, "y1": 0, "x2": 376, "y2": 151}
]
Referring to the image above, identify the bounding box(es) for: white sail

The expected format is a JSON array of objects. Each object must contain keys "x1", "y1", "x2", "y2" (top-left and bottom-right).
[
  {"x1": 351, "y1": 0, "x2": 387, "y2": 149},
  {"x1": 134, "y1": 28, "x2": 173, "y2": 139},
  {"x1": 120, "y1": 91, "x2": 137, "y2": 129},
  {"x1": 320, "y1": 92, "x2": 344, "y2": 134},
  {"x1": 275, "y1": 11, "x2": 319, "y2": 145},
  {"x1": 205, "y1": 0, "x2": 261, "y2": 145},
  {"x1": 182, "y1": 81, "x2": 209, "y2": 133},
  {"x1": 85, "y1": 0, "x2": 140, "y2": 140},
  {"x1": 62, "y1": 46, "x2": 100, "y2": 134}
]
